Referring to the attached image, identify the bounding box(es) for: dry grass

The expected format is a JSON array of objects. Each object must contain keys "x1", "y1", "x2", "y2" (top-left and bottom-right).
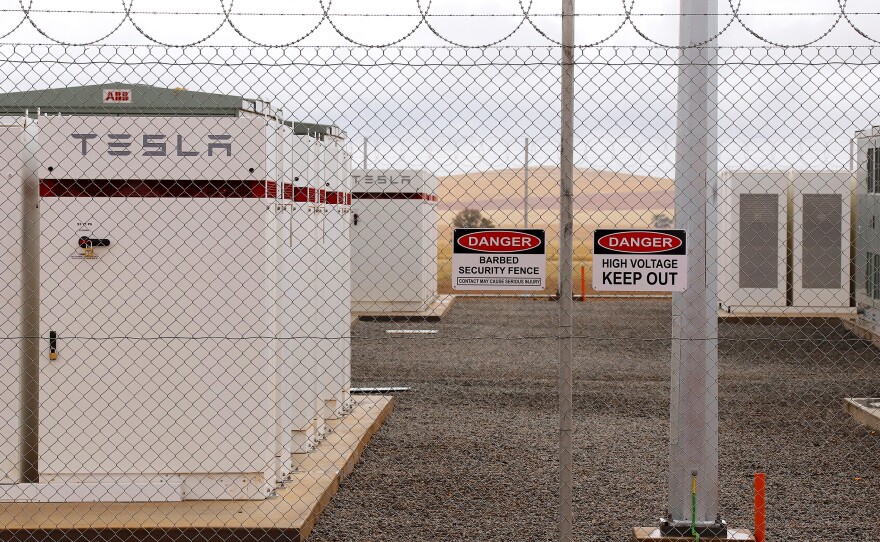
[
  {"x1": 437, "y1": 237, "x2": 596, "y2": 295},
  {"x1": 434, "y1": 167, "x2": 675, "y2": 294}
]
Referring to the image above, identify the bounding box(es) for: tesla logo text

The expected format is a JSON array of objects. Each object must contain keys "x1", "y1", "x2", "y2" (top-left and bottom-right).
[
  {"x1": 352, "y1": 174, "x2": 413, "y2": 186},
  {"x1": 71, "y1": 133, "x2": 233, "y2": 158}
]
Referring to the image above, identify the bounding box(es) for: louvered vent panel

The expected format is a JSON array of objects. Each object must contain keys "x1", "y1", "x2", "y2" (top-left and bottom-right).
[
  {"x1": 802, "y1": 194, "x2": 842, "y2": 289},
  {"x1": 739, "y1": 193, "x2": 780, "y2": 288}
]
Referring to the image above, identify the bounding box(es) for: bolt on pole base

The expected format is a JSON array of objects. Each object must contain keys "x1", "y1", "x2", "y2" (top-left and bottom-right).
[
  {"x1": 659, "y1": 517, "x2": 728, "y2": 537},
  {"x1": 632, "y1": 526, "x2": 754, "y2": 542}
]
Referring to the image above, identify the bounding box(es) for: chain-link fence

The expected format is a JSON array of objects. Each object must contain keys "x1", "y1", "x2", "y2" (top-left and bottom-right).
[{"x1": 0, "y1": 5, "x2": 878, "y2": 542}]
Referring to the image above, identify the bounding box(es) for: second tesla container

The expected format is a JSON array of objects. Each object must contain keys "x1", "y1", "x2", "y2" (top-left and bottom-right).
[{"x1": 350, "y1": 169, "x2": 439, "y2": 315}]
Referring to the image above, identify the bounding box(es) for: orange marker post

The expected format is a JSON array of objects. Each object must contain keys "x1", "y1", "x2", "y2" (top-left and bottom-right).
[
  {"x1": 754, "y1": 472, "x2": 766, "y2": 542},
  {"x1": 580, "y1": 265, "x2": 586, "y2": 301}
]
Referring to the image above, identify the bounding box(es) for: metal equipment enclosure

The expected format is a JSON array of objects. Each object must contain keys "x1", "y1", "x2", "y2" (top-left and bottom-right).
[
  {"x1": 789, "y1": 170, "x2": 852, "y2": 310},
  {"x1": 717, "y1": 170, "x2": 788, "y2": 311},
  {"x1": 289, "y1": 133, "x2": 324, "y2": 448},
  {"x1": 856, "y1": 129, "x2": 880, "y2": 333},
  {"x1": 350, "y1": 169, "x2": 439, "y2": 314},
  {"x1": 36, "y1": 114, "x2": 279, "y2": 501},
  {"x1": 0, "y1": 123, "x2": 24, "y2": 485},
  {"x1": 0, "y1": 83, "x2": 352, "y2": 502},
  {"x1": 321, "y1": 139, "x2": 353, "y2": 417}
]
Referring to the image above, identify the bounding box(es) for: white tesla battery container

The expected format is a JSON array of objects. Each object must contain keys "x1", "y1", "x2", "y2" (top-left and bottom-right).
[{"x1": 37, "y1": 115, "x2": 281, "y2": 500}]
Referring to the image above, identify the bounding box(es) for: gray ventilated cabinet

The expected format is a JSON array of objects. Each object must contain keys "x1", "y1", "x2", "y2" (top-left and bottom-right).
[
  {"x1": 789, "y1": 170, "x2": 851, "y2": 310},
  {"x1": 717, "y1": 170, "x2": 788, "y2": 311},
  {"x1": 855, "y1": 130, "x2": 880, "y2": 332}
]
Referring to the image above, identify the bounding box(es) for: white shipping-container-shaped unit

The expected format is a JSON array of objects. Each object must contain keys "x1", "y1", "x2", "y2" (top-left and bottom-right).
[
  {"x1": 349, "y1": 169, "x2": 439, "y2": 314},
  {"x1": 855, "y1": 129, "x2": 880, "y2": 333},
  {"x1": 0, "y1": 123, "x2": 24, "y2": 484},
  {"x1": 36, "y1": 115, "x2": 281, "y2": 500},
  {"x1": 330, "y1": 140, "x2": 352, "y2": 414},
  {"x1": 316, "y1": 138, "x2": 352, "y2": 419},
  {"x1": 271, "y1": 122, "x2": 293, "y2": 483},
  {"x1": 288, "y1": 133, "x2": 323, "y2": 453},
  {"x1": 789, "y1": 170, "x2": 852, "y2": 309},
  {"x1": 717, "y1": 170, "x2": 788, "y2": 311}
]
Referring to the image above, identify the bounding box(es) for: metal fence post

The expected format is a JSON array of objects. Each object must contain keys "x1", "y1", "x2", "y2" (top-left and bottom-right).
[
  {"x1": 666, "y1": 0, "x2": 722, "y2": 533},
  {"x1": 524, "y1": 137, "x2": 530, "y2": 228},
  {"x1": 362, "y1": 136, "x2": 368, "y2": 170},
  {"x1": 559, "y1": 1, "x2": 575, "y2": 541},
  {"x1": 20, "y1": 114, "x2": 40, "y2": 483}
]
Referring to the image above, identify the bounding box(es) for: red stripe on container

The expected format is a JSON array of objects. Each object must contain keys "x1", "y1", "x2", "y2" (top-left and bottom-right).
[
  {"x1": 40, "y1": 179, "x2": 278, "y2": 199},
  {"x1": 351, "y1": 192, "x2": 438, "y2": 202},
  {"x1": 281, "y1": 185, "x2": 319, "y2": 203},
  {"x1": 325, "y1": 191, "x2": 351, "y2": 205},
  {"x1": 276, "y1": 186, "x2": 348, "y2": 205}
]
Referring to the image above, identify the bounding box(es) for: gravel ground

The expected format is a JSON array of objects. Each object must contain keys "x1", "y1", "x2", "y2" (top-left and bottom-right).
[{"x1": 309, "y1": 298, "x2": 880, "y2": 541}]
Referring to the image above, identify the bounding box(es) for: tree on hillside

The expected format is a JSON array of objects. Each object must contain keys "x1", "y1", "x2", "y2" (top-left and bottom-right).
[
  {"x1": 453, "y1": 209, "x2": 495, "y2": 229},
  {"x1": 652, "y1": 212, "x2": 673, "y2": 229}
]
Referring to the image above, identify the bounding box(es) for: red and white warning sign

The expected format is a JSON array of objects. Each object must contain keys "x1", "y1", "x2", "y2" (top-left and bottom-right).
[
  {"x1": 592, "y1": 229, "x2": 687, "y2": 292},
  {"x1": 452, "y1": 229, "x2": 546, "y2": 290},
  {"x1": 102, "y1": 88, "x2": 132, "y2": 103}
]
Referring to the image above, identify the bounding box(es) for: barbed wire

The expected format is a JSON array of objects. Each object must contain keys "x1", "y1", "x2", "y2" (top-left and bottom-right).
[
  {"x1": 0, "y1": 334, "x2": 865, "y2": 344},
  {"x1": 2, "y1": 0, "x2": 880, "y2": 48},
  {"x1": 4, "y1": 10, "x2": 880, "y2": 17}
]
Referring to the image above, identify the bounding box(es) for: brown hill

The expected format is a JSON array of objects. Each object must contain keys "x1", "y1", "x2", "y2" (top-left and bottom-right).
[{"x1": 438, "y1": 167, "x2": 673, "y2": 213}]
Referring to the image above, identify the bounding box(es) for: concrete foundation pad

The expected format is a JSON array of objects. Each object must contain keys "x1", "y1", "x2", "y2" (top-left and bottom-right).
[
  {"x1": 355, "y1": 294, "x2": 455, "y2": 322},
  {"x1": 718, "y1": 306, "x2": 856, "y2": 323},
  {"x1": 633, "y1": 527, "x2": 755, "y2": 541},
  {"x1": 844, "y1": 397, "x2": 880, "y2": 432},
  {"x1": 0, "y1": 395, "x2": 394, "y2": 542},
  {"x1": 840, "y1": 318, "x2": 880, "y2": 350}
]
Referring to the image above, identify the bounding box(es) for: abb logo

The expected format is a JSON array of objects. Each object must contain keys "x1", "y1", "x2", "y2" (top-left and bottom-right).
[{"x1": 102, "y1": 89, "x2": 132, "y2": 103}]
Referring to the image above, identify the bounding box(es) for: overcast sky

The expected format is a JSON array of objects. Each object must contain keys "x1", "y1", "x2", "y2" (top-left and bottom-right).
[
  {"x1": 1, "y1": 1, "x2": 879, "y2": 177},
  {"x1": 0, "y1": 1, "x2": 877, "y2": 48}
]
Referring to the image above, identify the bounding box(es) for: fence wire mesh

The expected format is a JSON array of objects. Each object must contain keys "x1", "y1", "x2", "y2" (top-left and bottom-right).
[{"x1": 0, "y1": 16, "x2": 878, "y2": 542}]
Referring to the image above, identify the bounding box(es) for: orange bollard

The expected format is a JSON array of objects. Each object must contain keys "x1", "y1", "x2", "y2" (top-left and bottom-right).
[
  {"x1": 754, "y1": 472, "x2": 766, "y2": 542},
  {"x1": 580, "y1": 265, "x2": 586, "y2": 301}
]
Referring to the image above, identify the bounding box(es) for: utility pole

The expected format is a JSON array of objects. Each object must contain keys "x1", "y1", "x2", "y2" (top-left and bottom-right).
[
  {"x1": 362, "y1": 136, "x2": 368, "y2": 170},
  {"x1": 524, "y1": 137, "x2": 530, "y2": 228},
  {"x1": 558, "y1": 1, "x2": 575, "y2": 541},
  {"x1": 20, "y1": 114, "x2": 39, "y2": 483},
  {"x1": 662, "y1": 0, "x2": 725, "y2": 537}
]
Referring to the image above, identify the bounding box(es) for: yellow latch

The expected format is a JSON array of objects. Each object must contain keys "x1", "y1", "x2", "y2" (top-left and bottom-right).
[{"x1": 49, "y1": 330, "x2": 57, "y2": 360}]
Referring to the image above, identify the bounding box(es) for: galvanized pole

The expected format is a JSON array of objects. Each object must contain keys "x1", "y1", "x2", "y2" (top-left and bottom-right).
[
  {"x1": 666, "y1": 0, "x2": 721, "y2": 533},
  {"x1": 20, "y1": 114, "x2": 40, "y2": 483},
  {"x1": 558, "y1": 1, "x2": 575, "y2": 541},
  {"x1": 524, "y1": 137, "x2": 530, "y2": 228},
  {"x1": 362, "y1": 137, "x2": 368, "y2": 170}
]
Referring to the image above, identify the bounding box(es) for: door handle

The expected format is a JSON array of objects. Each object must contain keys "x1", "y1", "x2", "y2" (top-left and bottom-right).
[{"x1": 78, "y1": 237, "x2": 111, "y2": 248}]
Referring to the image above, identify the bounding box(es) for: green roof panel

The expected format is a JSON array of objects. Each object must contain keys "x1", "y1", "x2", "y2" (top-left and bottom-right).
[{"x1": 0, "y1": 83, "x2": 243, "y2": 117}]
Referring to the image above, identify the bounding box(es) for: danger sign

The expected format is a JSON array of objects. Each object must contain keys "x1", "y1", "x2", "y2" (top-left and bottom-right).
[
  {"x1": 452, "y1": 229, "x2": 546, "y2": 290},
  {"x1": 592, "y1": 229, "x2": 687, "y2": 292}
]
